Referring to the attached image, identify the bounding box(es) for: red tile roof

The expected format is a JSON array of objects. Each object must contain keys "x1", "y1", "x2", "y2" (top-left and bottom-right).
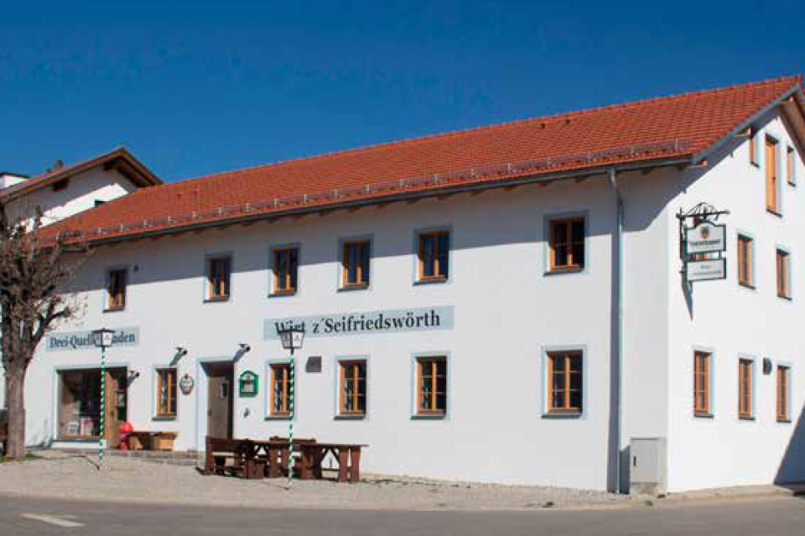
[
  {"x1": 1, "y1": 147, "x2": 162, "y2": 202},
  {"x1": 45, "y1": 76, "x2": 803, "y2": 244}
]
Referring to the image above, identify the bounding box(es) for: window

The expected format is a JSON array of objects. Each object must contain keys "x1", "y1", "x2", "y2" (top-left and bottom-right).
[
  {"x1": 776, "y1": 249, "x2": 791, "y2": 299},
  {"x1": 738, "y1": 359, "x2": 753, "y2": 420},
  {"x1": 416, "y1": 356, "x2": 447, "y2": 416},
  {"x1": 547, "y1": 351, "x2": 583, "y2": 414},
  {"x1": 694, "y1": 351, "x2": 711, "y2": 417},
  {"x1": 273, "y1": 248, "x2": 299, "y2": 294},
  {"x1": 270, "y1": 363, "x2": 292, "y2": 417},
  {"x1": 94, "y1": 199, "x2": 106, "y2": 207},
  {"x1": 107, "y1": 269, "x2": 127, "y2": 310},
  {"x1": 52, "y1": 178, "x2": 69, "y2": 192},
  {"x1": 549, "y1": 218, "x2": 585, "y2": 272},
  {"x1": 737, "y1": 235, "x2": 754, "y2": 288},
  {"x1": 749, "y1": 128, "x2": 759, "y2": 166},
  {"x1": 339, "y1": 360, "x2": 367, "y2": 416},
  {"x1": 777, "y1": 366, "x2": 791, "y2": 422},
  {"x1": 342, "y1": 241, "x2": 370, "y2": 288},
  {"x1": 417, "y1": 231, "x2": 449, "y2": 281},
  {"x1": 207, "y1": 256, "x2": 231, "y2": 300},
  {"x1": 766, "y1": 136, "x2": 779, "y2": 213},
  {"x1": 156, "y1": 368, "x2": 177, "y2": 418},
  {"x1": 787, "y1": 147, "x2": 796, "y2": 186}
]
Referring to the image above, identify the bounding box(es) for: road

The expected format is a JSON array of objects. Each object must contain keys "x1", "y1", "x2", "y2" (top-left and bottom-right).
[{"x1": 0, "y1": 494, "x2": 803, "y2": 535}]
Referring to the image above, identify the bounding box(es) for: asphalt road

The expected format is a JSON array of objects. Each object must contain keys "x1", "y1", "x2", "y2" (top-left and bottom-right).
[{"x1": 0, "y1": 494, "x2": 804, "y2": 536}]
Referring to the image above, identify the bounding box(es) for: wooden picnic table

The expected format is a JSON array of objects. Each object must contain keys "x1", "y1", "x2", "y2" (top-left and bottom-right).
[{"x1": 250, "y1": 439, "x2": 366, "y2": 483}]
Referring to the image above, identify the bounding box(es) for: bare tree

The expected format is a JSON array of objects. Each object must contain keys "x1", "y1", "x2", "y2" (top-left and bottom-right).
[{"x1": 0, "y1": 201, "x2": 88, "y2": 458}]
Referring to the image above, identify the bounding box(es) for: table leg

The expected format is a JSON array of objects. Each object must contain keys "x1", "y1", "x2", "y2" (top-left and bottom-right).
[
  {"x1": 337, "y1": 449, "x2": 349, "y2": 483},
  {"x1": 348, "y1": 447, "x2": 361, "y2": 483},
  {"x1": 300, "y1": 447, "x2": 313, "y2": 480},
  {"x1": 281, "y1": 447, "x2": 290, "y2": 477}
]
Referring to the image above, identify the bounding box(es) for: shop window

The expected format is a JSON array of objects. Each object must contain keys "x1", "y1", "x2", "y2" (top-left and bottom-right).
[
  {"x1": 342, "y1": 240, "x2": 370, "y2": 288},
  {"x1": 549, "y1": 218, "x2": 585, "y2": 272},
  {"x1": 547, "y1": 351, "x2": 583, "y2": 414},
  {"x1": 270, "y1": 363, "x2": 292, "y2": 417},
  {"x1": 106, "y1": 268, "x2": 127, "y2": 310},
  {"x1": 156, "y1": 368, "x2": 177, "y2": 418},
  {"x1": 787, "y1": 146, "x2": 797, "y2": 186},
  {"x1": 766, "y1": 136, "x2": 779, "y2": 214},
  {"x1": 777, "y1": 365, "x2": 791, "y2": 422},
  {"x1": 273, "y1": 248, "x2": 299, "y2": 294},
  {"x1": 737, "y1": 235, "x2": 754, "y2": 288},
  {"x1": 417, "y1": 231, "x2": 449, "y2": 282},
  {"x1": 339, "y1": 360, "x2": 367, "y2": 416},
  {"x1": 738, "y1": 359, "x2": 753, "y2": 420},
  {"x1": 694, "y1": 351, "x2": 712, "y2": 417},
  {"x1": 416, "y1": 356, "x2": 447, "y2": 416},
  {"x1": 207, "y1": 256, "x2": 231, "y2": 300},
  {"x1": 58, "y1": 370, "x2": 101, "y2": 439},
  {"x1": 776, "y1": 249, "x2": 791, "y2": 299}
]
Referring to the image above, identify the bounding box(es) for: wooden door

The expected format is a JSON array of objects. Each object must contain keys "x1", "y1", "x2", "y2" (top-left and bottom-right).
[
  {"x1": 104, "y1": 368, "x2": 127, "y2": 447},
  {"x1": 207, "y1": 364, "x2": 234, "y2": 439}
]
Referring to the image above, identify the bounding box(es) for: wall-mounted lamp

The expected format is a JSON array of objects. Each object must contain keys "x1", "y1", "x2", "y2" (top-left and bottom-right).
[
  {"x1": 171, "y1": 346, "x2": 189, "y2": 366},
  {"x1": 234, "y1": 343, "x2": 252, "y2": 362},
  {"x1": 125, "y1": 370, "x2": 141, "y2": 387}
]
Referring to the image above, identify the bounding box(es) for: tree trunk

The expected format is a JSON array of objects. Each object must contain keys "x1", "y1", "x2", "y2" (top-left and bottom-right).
[{"x1": 6, "y1": 364, "x2": 26, "y2": 459}]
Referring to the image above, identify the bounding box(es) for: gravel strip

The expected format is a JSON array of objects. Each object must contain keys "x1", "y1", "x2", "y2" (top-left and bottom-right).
[{"x1": 0, "y1": 450, "x2": 637, "y2": 511}]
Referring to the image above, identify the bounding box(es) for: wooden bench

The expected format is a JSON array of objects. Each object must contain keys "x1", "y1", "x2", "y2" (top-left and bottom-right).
[
  {"x1": 260, "y1": 436, "x2": 317, "y2": 478},
  {"x1": 203, "y1": 437, "x2": 263, "y2": 479},
  {"x1": 128, "y1": 431, "x2": 178, "y2": 451}
]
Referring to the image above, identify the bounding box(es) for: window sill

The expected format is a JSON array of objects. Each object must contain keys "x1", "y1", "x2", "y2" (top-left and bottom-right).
[
  {"x1": 339, "y1": 284, "x2": 369, "y2": 292},
  {"x1": 750, "y1": 162, "x2": 760, "y2": 169},
  {"x1": 335, "y1": 414, "x2": 366, "y2": 421},
  {"x1": 738, "y1": 415, "x2": 755, "y2": 422},
  {"x1": 766, "y1": 209, "x2": 783, "y2": 218},
  {"x1": 738, "y1": 282, "x2": 755, "y2": 291},
  {"x1": 542, "y1": 411, "x2": 582, "y2": 419},
  {"x1": 694, "y1": 412, "x2": 714, "y2": 419},
  {"x1": 412, "y1": 412, "x2": 446, "y2": 420},
  {"x1": 777, "y1": 294, "x2": 793, "y2": 302},
  {"x1": 777, "y1": 419, "x2": 792, "y2": 424},
  {"x1": 265, "y1": 414, "x2": 293, "y2": 421},
  {"x1": 104, "y1": 306, "x2": 126, "y2": 313},
  {"x1": 205, "y1": 296, "x2": 230, "y2": 303},
  {"x1": 415, "y1": 277, "x2": 448, "y2": 285},
  {"x1": 269, "y1": 290, "x2": 297, "y2": 298},
  {"x1": 545, "y1": 266, "x2": 584, "y2": 276},
  {"x1": 152, "y1": 415, "x2": 177, "y2": 422}
]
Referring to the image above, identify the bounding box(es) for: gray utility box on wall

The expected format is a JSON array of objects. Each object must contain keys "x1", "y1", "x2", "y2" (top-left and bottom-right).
[{"x1": 630, "y1": 437, "x2": 667, "y2": 495}]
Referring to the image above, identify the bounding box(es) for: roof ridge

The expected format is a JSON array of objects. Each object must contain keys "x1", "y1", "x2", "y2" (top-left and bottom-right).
[{"x1": 156, "y1": 75, "x2": 801, "y2": 190}]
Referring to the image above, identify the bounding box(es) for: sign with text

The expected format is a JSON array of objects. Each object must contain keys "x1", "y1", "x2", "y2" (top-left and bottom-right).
[
  {"x1": 47, "y1": 327, "x2": 139, "y2": 352},
  {"x1": 685, "y1": 221, "x2": 726, "y2": 256},
  {"x1": 265, "y1": 307, "x2": 454, "y2": 340},
  {"x1": 686, "y1": 259, "x2": 727, "y2": 282}
]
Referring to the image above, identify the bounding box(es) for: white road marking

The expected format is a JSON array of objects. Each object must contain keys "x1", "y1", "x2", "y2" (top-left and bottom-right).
[{"x1": 21, "y1": 513, "x2": 84, "y2": 528}]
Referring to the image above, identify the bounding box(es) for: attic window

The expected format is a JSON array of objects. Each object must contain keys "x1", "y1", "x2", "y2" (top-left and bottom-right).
[
  {"x1": 52, "y1": 179, "x2": 69, "y2": 192},
  {"x1": 94, "y1": 200, "x2": 106, "y2": 207}
]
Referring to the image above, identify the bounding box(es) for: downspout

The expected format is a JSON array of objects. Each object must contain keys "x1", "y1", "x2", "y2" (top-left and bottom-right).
[{"x1": 608, "y1": 168, "x2": 624, "y2": 493}]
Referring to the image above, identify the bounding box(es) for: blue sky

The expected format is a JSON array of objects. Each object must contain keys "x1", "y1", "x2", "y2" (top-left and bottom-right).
[{"x1": 1, "y1": 0, "x2": 803, "y2": 182}]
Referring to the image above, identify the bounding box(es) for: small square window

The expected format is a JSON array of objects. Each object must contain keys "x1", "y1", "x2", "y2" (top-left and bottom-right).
[
  {"x1": 416, "y1": 356, "x2": 447, "y2": 416},
  {"x1": 106, "y1": 269, "x2": 127, "y2": 310},
  {"x1": 207, "y1": 257, "x2": 231, "y2": 300},
  {"x1": 547, "y1": 351, "x2": 583, "y2": 414},
  {"x1": 339, "y1": 360, "x2": 367, "y2": 416},
  {"x1": 273, "y1": 248, "x2": 299, "y2": 294},
  {"x1": 417, "y1": 231, "x2": 449, "y2": 282},
  {"x1": 549, "y1": 218, "x2": 585, "y2": 272},
  {"x1": 342, "y1": 241, "x2": 370, "y2": 288}
]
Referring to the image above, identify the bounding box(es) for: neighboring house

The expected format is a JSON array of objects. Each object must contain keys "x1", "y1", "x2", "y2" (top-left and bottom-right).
[
  {"x1": 0, "y1": 148, "x2": 161, "y2": 410},
  {"x1": 9, "y1": 76, "x2": 805, "y2": 493}
]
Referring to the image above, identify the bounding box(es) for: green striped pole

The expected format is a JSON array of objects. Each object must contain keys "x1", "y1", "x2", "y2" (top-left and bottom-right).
[
  {"x1": 286, "y1": 354, "x2": 295, "y2": 489},
  {"x1": 99, "y1": 345, "x2": 106, "y2": 471}
]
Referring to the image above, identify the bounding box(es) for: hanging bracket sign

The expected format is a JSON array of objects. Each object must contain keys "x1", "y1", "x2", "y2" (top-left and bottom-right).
[
  {"x1": 684, "y1": 221, "x2": 726, "y2": 256},
  {"x1": 677, "y1": 203, "x2": 730, "y2": 283},
  {"x1": 686, "y1": 258, "x2": 727, "y2": 282}
]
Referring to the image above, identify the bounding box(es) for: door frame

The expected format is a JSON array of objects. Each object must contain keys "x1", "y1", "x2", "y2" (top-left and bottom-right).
[{"x1": 195, "y1": 358, "x2": 236, "y2": 448}]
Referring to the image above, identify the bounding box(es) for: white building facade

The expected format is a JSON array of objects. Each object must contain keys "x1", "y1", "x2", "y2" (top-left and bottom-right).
[{"x1": 6, "y1": 77, "x2": 805, "y2": 492}]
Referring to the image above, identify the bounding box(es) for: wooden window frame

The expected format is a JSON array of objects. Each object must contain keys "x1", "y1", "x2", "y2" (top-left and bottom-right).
[
  {"x1": 766, "y1": 136, "x2": 780, "y2": 215},
  {"x1": 737, "y1": 235, "x2": 754, "y2": 288},
  {"x1": 693, "y1": 351, "x2": 712, "y2": 417},
  {"x1": 749, "y1": 128, "x2": 759, "y2": 166},
  {"x1": 738, "y1": 358, "x2": 753, "y2": 420},
  {"x1": 272, "y1": 247, "x2": 299, "y2": 295},
  {"x1": 269, "y1": 363, "x2": 292, "y2": 417},
  {"x1": 156, "y1": 368, "x2": 177, "y2": 418},
  {"x1": 106, "y1": 268, "x2": 127, "y2": 310},
  {"x1": 777, "y1": 366, "x2": 791, "y2": 422},
  {"x1": 339, "y1": 360, "x2": 367, "y2": 416},
  {"x1": 787, "y1": 146, "x2": 796, "y2": 186},
  {"x1": 207, "y1": 256, "x2": 231, "y2": 300},
  {"x1": 776, "y1": 248, "x2": 791, "y2": 299},
  {"x1": 548, "y1": 217, "x2": 586, "y2": 273},
  {"x1": 546, "y1": 351, "x2": 583, "y2": 415},
  {"x1": 342, "y1": 240, "x2": 371, "y2": 289},
  {"x1": 415, "y1": 356, "x2": 447, "y2": 416},
  {"x1": 417, "y1": 231, "x2": 449, "y2": 282}
]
